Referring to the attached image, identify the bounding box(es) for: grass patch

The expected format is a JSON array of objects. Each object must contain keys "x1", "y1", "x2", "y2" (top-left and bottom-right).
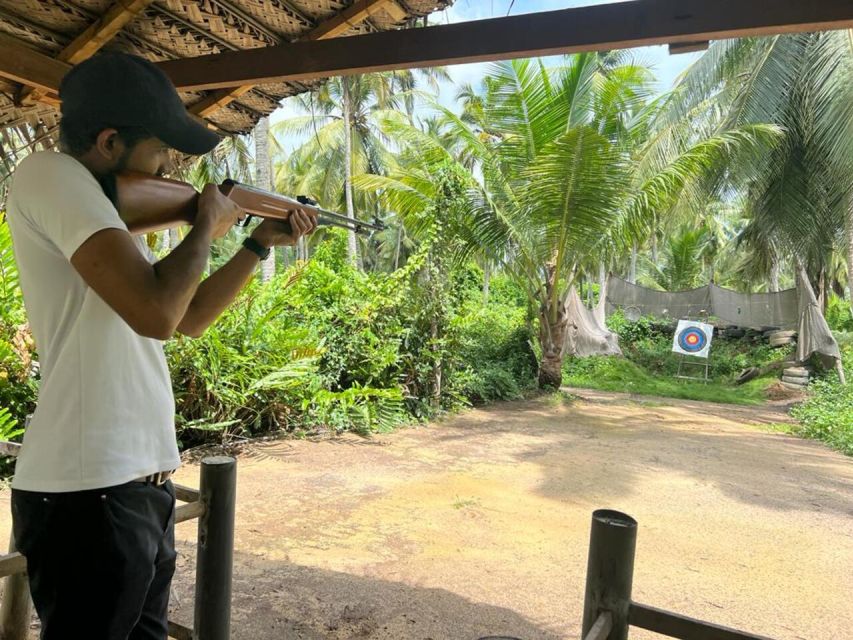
[{"x1": 562, "y1": 356, "x2": 773, "y2": 405}]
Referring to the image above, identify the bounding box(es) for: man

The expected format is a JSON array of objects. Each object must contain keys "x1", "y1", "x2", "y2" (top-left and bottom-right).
[{"x1": 4, "y1": 52, "x2": 316, "y2": 638}]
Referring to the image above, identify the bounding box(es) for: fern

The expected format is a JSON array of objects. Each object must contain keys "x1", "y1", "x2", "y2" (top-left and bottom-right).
[{"x1": 0, "y1": 407, "x2": 23, "y2": 442}]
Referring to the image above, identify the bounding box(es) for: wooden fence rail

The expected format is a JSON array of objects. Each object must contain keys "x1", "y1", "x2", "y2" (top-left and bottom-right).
[
  {"x1": 0, "y1": 442, "x2": 235, "y2": 640},
  {"x1": 582, "y1": 509, "x2": 778, "y2": 640}
]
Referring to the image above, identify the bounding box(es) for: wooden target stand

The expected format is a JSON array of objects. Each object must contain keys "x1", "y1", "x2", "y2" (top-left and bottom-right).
[{"x1": 675, "y1": 355, "x2": 711, "y2": 384}]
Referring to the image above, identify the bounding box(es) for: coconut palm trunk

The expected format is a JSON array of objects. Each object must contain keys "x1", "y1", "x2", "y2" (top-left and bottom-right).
[
  {"x1": 342, "y1": 77, "x2": 361, "y2": 269},
  {"x1": 537, "y1": 264, "x2": 568, "y2": 388},
  {"x1": 769, "y1": 255, "x2": 781, "y2": 292},
  {"x1": 847, "y1": 204, "x2": 853, "y2": 316},
  {"x1": 253, "y1": 117, "x2": 275, "y2": 281}
]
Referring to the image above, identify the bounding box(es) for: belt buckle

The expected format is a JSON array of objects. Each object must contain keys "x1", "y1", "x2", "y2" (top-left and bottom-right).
[{"x1": 152, "y1": 470, "x2": 172, "y2": 486}]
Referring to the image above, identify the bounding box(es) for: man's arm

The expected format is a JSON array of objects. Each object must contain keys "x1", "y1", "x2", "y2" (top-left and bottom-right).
[
  {"x1": 70, "y1": 185, "x2": 241, "y2": 340},
  {"x1": 176, "y1": 211, "x2": 316, "y2": 338}
]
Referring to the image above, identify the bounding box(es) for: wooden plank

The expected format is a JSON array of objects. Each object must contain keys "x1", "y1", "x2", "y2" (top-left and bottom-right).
[
  {"x1": 0, "y1": 33, "x2": 67, "y2": 98},
  {"x1": 629, "y1": 602, "x2": 777, "y2": 640},
  {"x1": 669, "y1": 41, "x2": 711, "y2": 54},
  {"x1": 0, "y1": 534, "x2": 31, "y2": 640},
  {"x1": 190, "y1": 85, "x2": 255, "y2": 118},
  {"x1": 307, "y1": 0, "x2": 397, "y2": 40},
  {"x1": 60, "y1": 0, "x2": 156, "y2": 64},
  {"x1": 175, "y1": 500, "x2": 205, "y2": 524},
  {"x1": 583, "y1": 611, "x2": 613, "y2": 640},
  {"x1": 167, "y1": 620, "x2": 194, "y2": 640},
  {"x1": 20, "y1": 0, "x2": 156, "y2": 105},
  {"x1": 161, "y1": 0, "x2": 853, "y2": 92},
  {"x1": 0, "y1": 441, "x2": 21, "y2": 457},
  {"x1": 0, "y1": 553, "x2": 27, "y2": 580},
  {"x1": 190, "y1": 0, "x2": 394, "y2": 118},
  {"x1": 173, "y1": 483, "x2": 200, "y2": 503}
]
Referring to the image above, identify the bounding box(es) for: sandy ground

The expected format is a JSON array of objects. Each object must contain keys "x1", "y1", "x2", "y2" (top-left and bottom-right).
[{"x1": 1, "y1": 390, "x2": 852, "y2": 639}]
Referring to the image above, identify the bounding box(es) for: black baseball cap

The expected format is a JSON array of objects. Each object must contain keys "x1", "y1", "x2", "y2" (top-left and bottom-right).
[{"x1": 59, "y1": 51, "x2": 221, "y2": 155}]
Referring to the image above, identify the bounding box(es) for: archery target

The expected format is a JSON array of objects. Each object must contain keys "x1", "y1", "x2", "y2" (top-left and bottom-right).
[{"x1": 672, "y1": 320, "x2": 713, "y2": 358}]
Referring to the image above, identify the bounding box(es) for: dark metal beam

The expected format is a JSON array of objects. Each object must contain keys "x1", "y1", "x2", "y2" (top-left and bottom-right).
[{"x1": 157, "y1": 0, "x2": 853, "y2": 92}]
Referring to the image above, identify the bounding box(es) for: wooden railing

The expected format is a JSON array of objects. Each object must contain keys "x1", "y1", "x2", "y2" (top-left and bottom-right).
[
  {"x1": 0, "y1": 442, "x2": 236, "y2": 640},
  {"x1": 581, "y1": 509, "x2": 776, "y2": 640}
]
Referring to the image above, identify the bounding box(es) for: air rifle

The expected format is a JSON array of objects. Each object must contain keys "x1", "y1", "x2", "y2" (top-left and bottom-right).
[{"x1": 116, "y1": 171, "x2": 385, "y2": 235}]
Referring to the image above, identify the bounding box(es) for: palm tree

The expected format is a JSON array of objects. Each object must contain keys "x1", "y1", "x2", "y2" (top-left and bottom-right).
[
  {"x1": 670, "y1": 32, "x2": 853, "y2": 310},
  {"x1": 641, "y1": 225, "x2": 712, "y2": 291},
  {"x1": 253, "y1": 116, "x2": 276, "y2": 281},
  {"x1": 358, "y1": 55, "x2": 777, "y2": 387},
  {"x1": 271, "y1": 69, "x2": 448, "y2": 269}
]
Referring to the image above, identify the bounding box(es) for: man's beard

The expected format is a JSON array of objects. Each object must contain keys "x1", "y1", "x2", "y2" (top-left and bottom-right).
[{"x1": 94, "y1": 148, "x2": 132, "y2": 209}]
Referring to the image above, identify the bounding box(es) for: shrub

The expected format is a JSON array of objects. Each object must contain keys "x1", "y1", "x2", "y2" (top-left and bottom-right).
[
  {"x1": 825, "y1": 295, "x2": 853, "y2": 332},
  {"x1": 790, "y1": 340, "x2": 853, "y2": 455}
]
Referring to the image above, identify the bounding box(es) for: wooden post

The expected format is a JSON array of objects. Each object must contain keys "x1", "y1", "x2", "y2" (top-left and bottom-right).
[
  {"x1": 193, "y1": 456, "x2": 236, "y2": 640},
  {"x1": 0, "y1": 533, "x2": 31, "y2": 640},
  {"x1": 581, "y1": 509, "x2": 638, "y2": 640}
]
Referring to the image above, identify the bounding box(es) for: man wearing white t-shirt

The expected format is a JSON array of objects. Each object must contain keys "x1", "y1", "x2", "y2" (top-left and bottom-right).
[{"x1": 5, "y1": 52, "x2": 315, "y2": 638}]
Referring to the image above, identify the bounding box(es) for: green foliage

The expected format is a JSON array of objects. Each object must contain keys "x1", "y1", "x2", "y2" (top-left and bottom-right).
[
  {"x1": 564, "y1": 311, "x2": 787, "y2": 404},
  {"x1": 641, "y1": 225, "x2": 712, "y2": 291},
  {"x1": 562, "y1": 355, "x2": 771, "y2": 405},
  {"x1": 825, "y1": 295, "x2": 853, "y2": 332},
  {"x1": 789, "y1": 339, "x2": 853, "y2": 455},
  {"x1": 451, "y1": 303, "x2": 537, "y2": 403},
  {"x1": 0, "y1": 220, "x2": 37, "y2": 442}
]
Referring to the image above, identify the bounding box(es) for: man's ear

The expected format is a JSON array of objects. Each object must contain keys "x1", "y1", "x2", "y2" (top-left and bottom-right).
[{"x1": 93, "y1": 128, "x2": 124, "y2": 162}]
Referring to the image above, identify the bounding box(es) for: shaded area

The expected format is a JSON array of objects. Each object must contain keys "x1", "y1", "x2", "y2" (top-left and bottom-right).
[{"x1": 1, "y1": 392, "x2": 851, "y2": 639}]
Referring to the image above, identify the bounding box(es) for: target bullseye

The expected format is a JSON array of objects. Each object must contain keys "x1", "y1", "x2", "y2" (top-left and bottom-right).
[{"x1": 672, "y1": 320, "x2": 713, "y2": 358}]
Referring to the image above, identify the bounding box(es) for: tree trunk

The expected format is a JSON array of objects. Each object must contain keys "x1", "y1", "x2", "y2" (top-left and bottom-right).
[
  {"x1": 769, "y1": 255, "x2": 781, "y2": 293},
  {"x1": 253, "y1": 116, "x2": 275, "y2": 281},
  {"x1": 818, "y1": 267, "x2": 827, "y2": 314},
  {"x1": 538, "y1": 305, "x2": 568, "y2": 389},
  {"x1": 594, "y1": 260, "x2": 608, "y2": 326},
  {"x1": 846, "y1": 202, "x2": 853, "y2": 318},
  {"x1": 628, "y1": 242, "x2": 638, "y2": 284},
  {"x1": 393, "y1": 226, "x2": 402, "y2": 270},
  {"x1": 482, "y1": 261, "x2": 490, "y2": 306},
  {"x1": 342, "y1": 77, "x2": 361, "y2": 269},
  {"x1": 537, "y1": 265, "x2": 569, "y2": 389}
]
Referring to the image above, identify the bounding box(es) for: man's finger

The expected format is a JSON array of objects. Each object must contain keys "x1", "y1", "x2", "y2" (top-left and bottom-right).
[
  {"x1": 296, "y1": 211, "x2": 312, "y2": 235},
  {"x1": 291, "y1": 212, "x2": 305, "y2": 236}
]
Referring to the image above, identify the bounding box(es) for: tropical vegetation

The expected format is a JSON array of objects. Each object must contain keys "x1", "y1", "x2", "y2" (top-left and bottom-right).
[{"x1": 0, "y1": 41, "x2": 851, "y2": 462}]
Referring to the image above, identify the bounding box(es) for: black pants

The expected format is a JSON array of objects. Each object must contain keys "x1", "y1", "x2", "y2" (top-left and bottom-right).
[{"x1": 11, "y1": 480, "x2": 176, "y2": 640}]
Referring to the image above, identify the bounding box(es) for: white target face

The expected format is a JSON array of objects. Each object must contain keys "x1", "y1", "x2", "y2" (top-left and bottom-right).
[{"x1": 672, "y1": 320, "x2": 713, "y2": 358}]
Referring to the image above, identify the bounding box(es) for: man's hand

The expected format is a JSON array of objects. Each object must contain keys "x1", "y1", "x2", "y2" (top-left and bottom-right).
[
  {"x1": 197, "y1": 184, "x2": 245, "y2": 239},
  {"x1": 250, "y1": 209, "x2": 317, "y2": 248}
]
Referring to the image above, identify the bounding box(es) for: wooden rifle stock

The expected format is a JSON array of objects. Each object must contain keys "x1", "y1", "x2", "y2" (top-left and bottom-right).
[{"x1": 115, "y1": 172, "x2": 385, "y2": 235}]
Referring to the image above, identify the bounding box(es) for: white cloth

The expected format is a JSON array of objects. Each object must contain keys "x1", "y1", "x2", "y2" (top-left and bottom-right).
[{"x1": 5, "y1": 151, "x2": 180, "y2": 492}]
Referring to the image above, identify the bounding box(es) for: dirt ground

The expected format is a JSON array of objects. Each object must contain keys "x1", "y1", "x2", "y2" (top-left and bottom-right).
[{"x1": 2, "y1": 389, "x2": 852, "y2": 639}]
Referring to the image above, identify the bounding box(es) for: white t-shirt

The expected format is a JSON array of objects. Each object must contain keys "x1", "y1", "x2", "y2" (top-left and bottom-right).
[{"x1": 5, "y1": 151, "x2": 180, "y2": 492}]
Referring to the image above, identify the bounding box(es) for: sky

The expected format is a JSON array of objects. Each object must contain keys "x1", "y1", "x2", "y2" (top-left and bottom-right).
[
  {"x1": 270, "y1": 0, "x2": 702, "y2": 137},
  {"x1": 435, "y1": 0, "x2": 702, "y2": 103}
]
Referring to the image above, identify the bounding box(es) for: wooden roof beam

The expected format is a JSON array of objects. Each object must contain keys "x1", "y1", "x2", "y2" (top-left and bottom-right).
[
  {"x1": 190, "y1": 0, "x2": 403, "y2": 118},
  {"x1": 0, "y1": 33, "x2": 68, "y2": 102},
  {"x1": 20, "y1": 0, "x2": 156, "y2": 105},
  {"x1": 308, "y1": 0, "x2": 405, "y2": 40},
  {"x1": 161, "y1": 0, "x2": 853, "y2": 92},
  {"x1": 58, "y1": 0, "x2": 156, "y2": 65}
]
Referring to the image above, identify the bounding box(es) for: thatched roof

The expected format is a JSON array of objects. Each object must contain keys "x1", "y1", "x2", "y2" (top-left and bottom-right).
[{"x1": 0, "y1": 0, "x2": 451, "y2": 145}]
